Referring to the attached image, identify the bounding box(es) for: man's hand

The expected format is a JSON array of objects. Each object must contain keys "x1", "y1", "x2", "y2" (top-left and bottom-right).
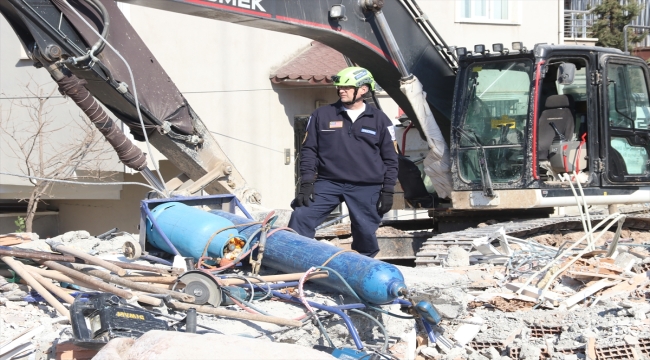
[
  {"x1": 377, "y1": 189, "x2": 394, "y2": 215},
  {"x1": 293, "y1": 182, "x2": 315, "y2": 207}
]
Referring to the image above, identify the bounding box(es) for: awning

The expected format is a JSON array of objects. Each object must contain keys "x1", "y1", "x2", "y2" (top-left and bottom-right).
[{"x1": 270, "y1": 42, "x2": 348, "y2": 86}]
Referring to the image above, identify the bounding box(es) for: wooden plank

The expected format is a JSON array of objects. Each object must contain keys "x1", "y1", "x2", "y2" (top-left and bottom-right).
[
  {"x1": 505, "y1": 282, "x2": 564, "y2": 301},
  {"x1": 0, "y1": 236, "x2": 31, "y2": 246},
  {"x1": 560, "y1": 279, "x2": 619, "y2": 308},
  {"x1": 599, "y1": 274, "x2": 649, "y2": 300},
  {"x1": 586, "y1": 337, "x2": 596, "y2": 360},
  {"x1": 567, "y1": 271, "x2": 630, "y2": 281}
]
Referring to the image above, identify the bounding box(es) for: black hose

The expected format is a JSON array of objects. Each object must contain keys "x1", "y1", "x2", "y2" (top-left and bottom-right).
[{"x1": 84, "y1": 0, "x2": 109, "y2": 56}]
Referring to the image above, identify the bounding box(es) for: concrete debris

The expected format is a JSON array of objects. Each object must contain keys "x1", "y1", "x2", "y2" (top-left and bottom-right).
[
  {"x1": 1, "y1": 220, "x2": 650, "y2": 360},
  {"x1": 93, "y1": 330, "x2": 338, "y2": 360},
  {"x1": 445, "y1": 246, "x2": 470, "y2": 267},
  {"x1": 519, "y1": 343, "x2": 541, "y2": 360}
]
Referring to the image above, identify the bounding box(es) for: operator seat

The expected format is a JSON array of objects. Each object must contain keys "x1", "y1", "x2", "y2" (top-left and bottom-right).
[
  {"x1": 537, "y1": 95, "x2": 575, "y2": 161},
  {"x1": 608, "y1": 146, "x2": 628, "y2": 179}
]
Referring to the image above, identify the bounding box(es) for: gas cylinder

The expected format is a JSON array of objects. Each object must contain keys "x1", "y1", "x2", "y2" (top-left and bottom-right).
[
  {"x1": 210, "y1": 210, "x2": 407, "y2": 304},
  {"x1": 146, "y1": 202, "x2": 244, "y2": 261}
]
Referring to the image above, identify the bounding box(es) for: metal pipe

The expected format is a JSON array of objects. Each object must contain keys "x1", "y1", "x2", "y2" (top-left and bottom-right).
[
  {"x1": 47, "y1": 241, "x2": 127, "y2": 276},
  {"x1": 0, "y1": 246, "x2": 75, "y2": 262},
  {"x1": 374, "y1": 11, "x2": 411, "y2": 77},
  {"x1": 104, "y1": 259, "x2": 180, "y2": 275},
  {"x1": 624, "y1": 25, "x2": 650, "y2": 53},
  {"x1": 132, "y1": 292, "x2": 164, "y2": 307},
  {"x1": 2, "y1": 257, "x2": 70, "y2": 319},
  {"x1": 272, "y1": 290, "x2": 364, "y2": 350},
  {"x1": 71, "y1": 265, "x2": 194, "y2": 302},
  {"x1": 141, "y1": 167, "x2": 167, "y2": 194},
  {"x1": 121, "y1": 275, "x2": 177, "y2": 284},
  {"x1": 5, "y1": 266, "x2": 95, "y2": 290},
  {"x1": 41, "y1": 260, "x2": 133, "y2": 299},
  {"x1": 27, "y1": 268, "x2": 76, "y2": 305},
  {"x1": 220, "y1": 272, "x2": 328, "y2": 286},
  {"x1": 139, "y1": 254, "x2": 174, "y2": 266}
]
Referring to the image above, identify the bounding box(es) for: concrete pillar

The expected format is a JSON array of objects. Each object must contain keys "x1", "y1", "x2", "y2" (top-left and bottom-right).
[{"x1": 608, "y1": 204, "x2": 619, "y2": 215}]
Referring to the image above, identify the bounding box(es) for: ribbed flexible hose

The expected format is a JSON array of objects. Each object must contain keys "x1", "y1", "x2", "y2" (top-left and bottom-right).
[{"x1": 55, "y1": 70, "x2": 147, "y2": 171}]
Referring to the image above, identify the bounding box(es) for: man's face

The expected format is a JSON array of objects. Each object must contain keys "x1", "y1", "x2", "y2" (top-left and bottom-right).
[{"x1": 337, "y1": 85, "x2": 367, "y2": 102}]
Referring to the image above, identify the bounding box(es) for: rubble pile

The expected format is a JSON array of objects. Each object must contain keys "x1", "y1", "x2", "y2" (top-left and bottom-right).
[
  {"x1": 415, "y1": 223, "x2": 650, "y2": 360},
  {"x1": 0, "y1": 220, "x2": 649, "y2": 360}
]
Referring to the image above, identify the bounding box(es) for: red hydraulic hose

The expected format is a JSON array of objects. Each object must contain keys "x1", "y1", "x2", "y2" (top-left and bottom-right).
[{"x1": 574, "y1": 133, "x2": 587, "y2": 176}]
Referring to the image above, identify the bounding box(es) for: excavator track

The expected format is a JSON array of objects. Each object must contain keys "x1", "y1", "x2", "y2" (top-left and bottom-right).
[{"x1": 414, "y1": 210, "x2": 650, "y2": 267}]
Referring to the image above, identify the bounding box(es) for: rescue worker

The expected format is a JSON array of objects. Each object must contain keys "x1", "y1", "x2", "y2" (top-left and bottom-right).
[{"x1": 288, "y1": 67, "x2": 398, "y2": 258}]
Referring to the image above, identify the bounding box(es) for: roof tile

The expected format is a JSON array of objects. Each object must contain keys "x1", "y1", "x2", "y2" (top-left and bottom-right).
[{"x1": 270, "y1": 42, "x2": 348, "y2": 85}]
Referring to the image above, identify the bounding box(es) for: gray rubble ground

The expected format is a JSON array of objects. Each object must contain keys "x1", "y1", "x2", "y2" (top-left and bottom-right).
[{"x1": 2, "y1": 229, "x2": 650, "y2": 359}]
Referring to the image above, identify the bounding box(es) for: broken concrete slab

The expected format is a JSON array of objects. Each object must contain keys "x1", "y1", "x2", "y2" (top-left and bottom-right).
[
  {"x1": 92, "y1": 330, "x2": 339, "y2": 360},
  {"x1": 445, "y1": 246, "x2": 470, "y2": 267}
]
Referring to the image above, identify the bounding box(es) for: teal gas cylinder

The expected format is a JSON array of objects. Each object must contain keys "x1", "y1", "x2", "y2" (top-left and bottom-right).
[{"x1": 146, "y1": 202, "x2": 243, "y2": 261}]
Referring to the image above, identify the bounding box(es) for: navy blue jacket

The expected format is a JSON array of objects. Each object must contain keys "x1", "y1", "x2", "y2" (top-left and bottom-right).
[{"x1": 299, "y1": 100, "x2": 398, "y2": 190}]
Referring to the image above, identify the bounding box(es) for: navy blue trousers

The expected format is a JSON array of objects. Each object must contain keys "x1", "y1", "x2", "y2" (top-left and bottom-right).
[{"x1": 288, "y1": 179, "x2": 382, "y2": 257}]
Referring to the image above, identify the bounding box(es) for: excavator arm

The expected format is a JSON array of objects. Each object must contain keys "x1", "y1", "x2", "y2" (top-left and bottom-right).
[{"x1": 0, "y1": 0, "x2": 456, "y2": 201}]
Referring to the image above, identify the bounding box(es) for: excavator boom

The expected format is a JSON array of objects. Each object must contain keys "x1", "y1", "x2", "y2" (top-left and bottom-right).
[{"x1": 0, "y1": 0, "x2": 456, "y2": 201}]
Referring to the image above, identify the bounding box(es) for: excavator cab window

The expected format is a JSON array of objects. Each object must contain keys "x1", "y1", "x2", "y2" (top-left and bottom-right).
[
  {"x1": 605, "y1": 62, "x2": 650, "y2": 181},
  {"x1": 457, "y1": 59, "x2": 533, "y2": 184},
  {"x1": 536, "y1": 59, "x2": 589, "y2": 181}
]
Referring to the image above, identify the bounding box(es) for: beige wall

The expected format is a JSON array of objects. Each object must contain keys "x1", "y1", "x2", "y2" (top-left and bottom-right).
[
  {"x1": 1, "y1": 1, "x2": 564, "y2": 236},
  {"x1": 420, "y1": 0, "x2": 562, "y2": 51},
  {"x1": 49, "y1": 161, "x2": 180, "y2": 235},
  {"x1": 126, "y1": 4, "x2": 344, "y2": 209}
]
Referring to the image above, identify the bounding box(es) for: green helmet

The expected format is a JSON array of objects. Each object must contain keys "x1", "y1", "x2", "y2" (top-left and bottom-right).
[{"x1": 332, "y1": 67, "x2": 375, "y2": 91}]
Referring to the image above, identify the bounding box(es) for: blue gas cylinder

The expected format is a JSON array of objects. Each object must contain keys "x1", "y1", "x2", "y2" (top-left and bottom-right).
[
  {"x1": 146, "y1": 202, "x2": 243, "y2": 261},
  {"x1": 210, "y1": 210, "x2": 407, "y2": 304}
]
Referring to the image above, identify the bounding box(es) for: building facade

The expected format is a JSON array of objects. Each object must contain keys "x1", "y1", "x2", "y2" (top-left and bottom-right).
[{"x1": 0, "y1": 0, "x2": 563, "y2": 236}]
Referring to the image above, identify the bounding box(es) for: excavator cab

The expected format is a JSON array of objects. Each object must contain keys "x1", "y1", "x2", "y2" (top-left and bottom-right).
[{"x1": 450, "y1": 44, "x2": 650, "y2": 210}]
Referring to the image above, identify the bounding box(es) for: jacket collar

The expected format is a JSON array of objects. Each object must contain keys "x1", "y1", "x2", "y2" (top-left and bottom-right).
[{"x1": 334, "y1": 100, "x2": 374, "y2": 118}]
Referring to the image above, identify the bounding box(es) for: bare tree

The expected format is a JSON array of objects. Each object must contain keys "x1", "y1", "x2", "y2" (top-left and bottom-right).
[{"x1": 0, "y1": 79, "x2": 115, "y2": 232}]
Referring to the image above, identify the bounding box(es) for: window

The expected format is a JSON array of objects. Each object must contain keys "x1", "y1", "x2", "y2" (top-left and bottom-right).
[
  {"x1": 457, "y1": 59, "x2": 533, "y2": 184},
  {"x1": 605, "y1": 62, "x2": 650, "y2": 181},
  {"x1": 460, "y1": 0, "x2": 510, "y2": 21}
]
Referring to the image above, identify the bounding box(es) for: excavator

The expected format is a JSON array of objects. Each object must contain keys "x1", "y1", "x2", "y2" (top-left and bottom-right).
[{"x1": 4, "y1": 0, "x2": 650, "y2": 265}]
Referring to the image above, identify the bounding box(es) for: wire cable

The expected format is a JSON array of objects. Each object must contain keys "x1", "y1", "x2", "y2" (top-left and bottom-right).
[
  {"x1": 245, "y1": 274, "x2": 273, "y2": 301},
  {"x1": 61, "y1": 0, "x2": 167, "y2": 195},
  {"x1": 349, "y1": 309, "x2": 389, "y2": 352},
  {"x1": 0, "y1": 171, "x2": 162, "y2": 194}
]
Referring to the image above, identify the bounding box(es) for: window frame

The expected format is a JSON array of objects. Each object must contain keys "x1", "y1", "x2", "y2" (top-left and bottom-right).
[
  {"x1": 601, "y1": 56, "x2": 650, "y2": 185},
  {"x1": 456, "y1": 0, "x2": 520, "y2": 25},
  {"x1": 456, "y1": 58, "x2": 534, "y2": 185}
]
